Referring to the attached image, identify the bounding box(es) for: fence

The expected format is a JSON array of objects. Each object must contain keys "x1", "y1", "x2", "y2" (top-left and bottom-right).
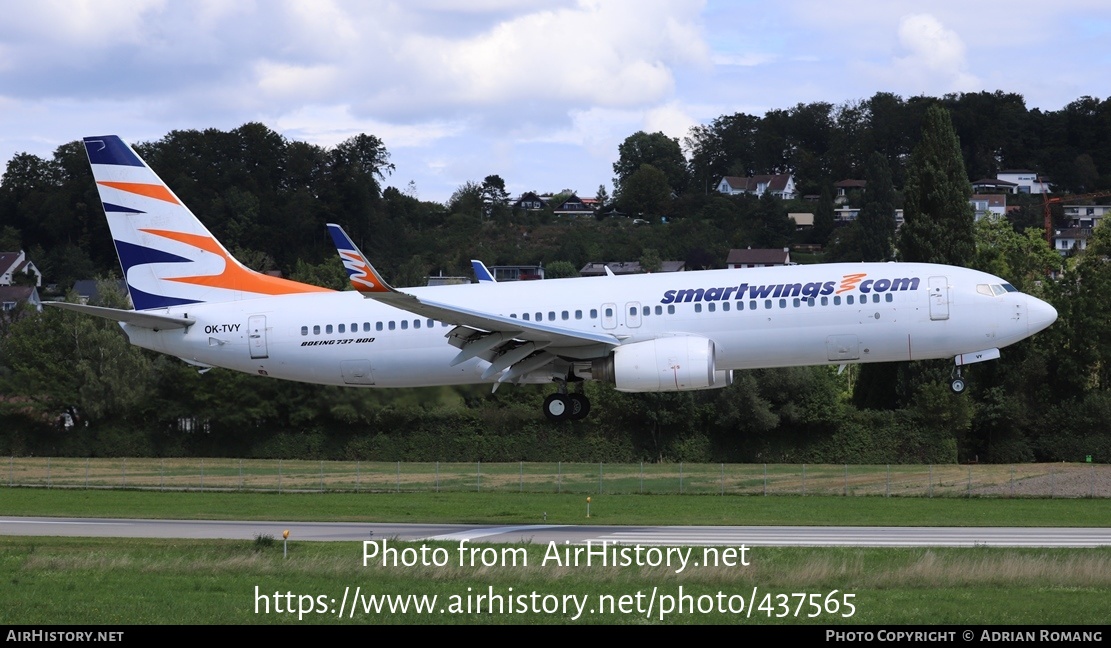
[{"x1": 3, "y1": 457, "x2": 1108, "y2": 497}]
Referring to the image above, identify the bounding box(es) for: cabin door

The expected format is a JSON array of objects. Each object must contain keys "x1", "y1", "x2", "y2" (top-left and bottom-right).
[{"x1": 248, "y1": 315, "x2": 268, "y2": 359}]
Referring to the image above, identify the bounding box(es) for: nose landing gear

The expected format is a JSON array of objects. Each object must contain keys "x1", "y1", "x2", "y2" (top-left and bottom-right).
[{"x1": 950, "y1": 366, "x2": 967, "y2": 394}]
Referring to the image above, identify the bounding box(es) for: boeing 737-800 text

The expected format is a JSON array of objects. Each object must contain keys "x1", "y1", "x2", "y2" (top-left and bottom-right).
[{"x1": 47, "y1": 136, "x2": 1058, "y2": 421}]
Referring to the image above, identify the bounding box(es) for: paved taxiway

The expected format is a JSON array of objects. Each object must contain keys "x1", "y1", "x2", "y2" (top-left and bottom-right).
[{"x1": 1, "y1": 517, "x2": 1108, "y2": 547}]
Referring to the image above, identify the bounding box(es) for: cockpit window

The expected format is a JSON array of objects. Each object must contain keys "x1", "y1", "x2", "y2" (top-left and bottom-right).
[{"x1": 979, "y1": 283, "x2": 1017, "y2": 297}]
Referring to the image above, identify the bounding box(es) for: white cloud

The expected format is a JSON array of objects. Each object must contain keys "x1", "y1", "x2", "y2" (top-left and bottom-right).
[
  {"x1": 274, "y1": 105, "x2": 464, "y2": 149},
  {"x1": 253, "y1": 62, "x2": 342, "y2": 100},
  {"x1": 644, "y1": 103, "x2": 698, "y2": 144},
  {"x1": 857, "y1": 13, "x2": 979, "y2": 95},
  {"x1": 893, "y1": 14, "x2": 979, "y2": 90},
  {"x1": 711, "y1": 53, "x2": 778, "y2": 67}
]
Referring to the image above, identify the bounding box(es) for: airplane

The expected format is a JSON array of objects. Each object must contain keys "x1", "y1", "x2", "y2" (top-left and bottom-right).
[
  {"x1": 47, "y1": 135, "x2": 1059, "y2": 422},
  {"x1": 471, "y1": 260, "x2": 496, "y2": 283}
]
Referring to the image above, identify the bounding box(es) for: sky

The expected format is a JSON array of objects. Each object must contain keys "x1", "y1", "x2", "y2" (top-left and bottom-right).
[{"x1": 1, "y1": 0, "x2": 1109, "y2": 204}]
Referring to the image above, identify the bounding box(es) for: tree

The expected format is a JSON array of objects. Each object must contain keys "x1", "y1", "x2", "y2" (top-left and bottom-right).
[
  {"x1": 752, "y1": 191, "x2": 794, "y2": 248},
  {"x1": 613, "y1": 131, "x2": 688, "y2": 196},
  {"x1": 638, "y1": 248, "x2": 662, "y2": 273},
  {"x1": 857, "y1": 152, "x2": 897, "y2": 261},
  {"x1": 480, "y1": 175, "x2": 510, "y2": 219},
  {"x1": 898, "y1": 104, "x2": 975, "y2": 265},
  {"x1": 594, "y1": 185, "x2": 610, "y2": 210},
  {"x1": 812, "y1": 183, "x2": 835, "y2": 245},
  {"x1": 544, "y1": 260, "x2": 578, "y2": 279},
  {"x1": 447, "y1": 181, "x2": 484, "y2": 218},
  {"x1": 617, "y1": 164, "x2": 672, "y2": 217}
]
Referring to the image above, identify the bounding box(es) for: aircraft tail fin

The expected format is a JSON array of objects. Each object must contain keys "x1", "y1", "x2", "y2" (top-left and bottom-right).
[
  {"x1": 471, "y1": 260, "x2": 496, "y2": 283},
  {"x1": 82, "y1": 135, "x2": 330, "y2": 310},
  {"x1": 326, "y1": 223, "x2": 396, "y2": 294}
]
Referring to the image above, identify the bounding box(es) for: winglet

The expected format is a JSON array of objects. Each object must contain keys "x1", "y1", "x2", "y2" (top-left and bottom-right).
[
  {"x1": 471, "y1": 259, "x2": 496, "y2": 283},
  {"x1": 326, "y1": 223, "x2": 393, "y2": 294}
]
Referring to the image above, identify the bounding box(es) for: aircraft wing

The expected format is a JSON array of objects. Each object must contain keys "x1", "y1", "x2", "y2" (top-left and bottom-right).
[
  {"x1": 45, "y1": 302, "x2": 195, "y2": 330},
  {"x1": 326, "y1": 224, "x2": 618, "y2": 383}
]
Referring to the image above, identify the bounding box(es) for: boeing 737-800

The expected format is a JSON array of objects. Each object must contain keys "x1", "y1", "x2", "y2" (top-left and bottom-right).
[{"x1": 48, "y1": 135, "x2": 1058, "y2": 421}]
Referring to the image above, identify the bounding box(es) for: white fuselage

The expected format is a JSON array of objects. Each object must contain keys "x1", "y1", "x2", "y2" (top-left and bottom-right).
[{"x1": 121, "y1": 263, "x2": 1056, "y2": 389}]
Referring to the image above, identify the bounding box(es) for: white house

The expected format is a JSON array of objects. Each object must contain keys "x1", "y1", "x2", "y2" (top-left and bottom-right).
[
  {"x1": 717, "y1": 174, "x2": 797, "y2": 200},
  {"x1": 970, "y1": 194, "x2": 1007, "y2": 221},
  {"x1": 0, "y1": 250, "x2": 42, "y2": 287},
  {"x1": 996, "y1": 170, "x2": 1052, "y2": 194}
]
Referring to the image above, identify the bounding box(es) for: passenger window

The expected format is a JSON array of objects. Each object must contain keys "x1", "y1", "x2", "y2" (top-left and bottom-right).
[
  {"x1": 722, "y1": 302, "x2": 730, "y2": 312},
  {"x1": 834, "y1": 296, "x2": 841, "y2": 305},
  {"x1": 629, "y1": 306, "x2": 637, "y2": 316},
  {"x1": 885, "y1": 294, "x2": 893, "y2": 302},
  {"x1": 338, "y1": 324, "x2": 345, "y2": 333},
  {"x1": 642, "y1": 306, "x2": 649, "y2": 316},
  {"x1": 575, "y1": 310, "x2": 583, "y2": 319},
  {"x1": 300, "y1": 326, "x2": 308, "y2": 336},
  {"x1": 548, "y1": 311, "x2": 555, "y2": 321},
  {"x1": 363, "y1": 322, "x2": 371, "y2": 332},
  {"x1": 654, "y1": 305, "x2": 662, "y2": 315},
  {"x1": 779, "y1": 299, "x2": 786, "y2": 308},
  {"x1": 764, "y1": 300, "x2": 772, "y2": 309},
  {"x1": 326, "y1": 324, "x2": 333, "y2": 334},
  {"x1": 590, "y1": 309, "x2": 598, "y2": 318},
  {"x1": 605, "y1": 307, "x2": 613, "y2": 318},
  {"x1": 749, "y1": 301, "x2": 756, "y2": 310},
  {"x1": 523, "y1": 313, "x2": 530, "y2": 321},
  {"x1": 414, "y1": 320, "x2": 421, "y2": 329},
  {"x1": 793, "y1": 298, "x2": 800, "y2": 307},
  {"x1": 694, "y1": 304, "x2": 702, "y2": 313},
  {"x1": 821, "y1": 297, "x2": 828, "y2": 306},
  {"x1": 401, "y1": 320, "x2": 408, "y2": 330},
  {"x1": 427, "y1": 319, "x2": 434, "y2": 327},
  {"x1": 847, "y1": 295, "x2": 855, "y2": 305},
  {"x1": 667, "y1": 305, "x2": 675, "y2": 314},
  {"x1": 535, "y1": 312, "x2": 542, "y2": 321},
  {"x1": 388, "y1": 321, "x2": 396, "y2": 330},
  {"x1": 708, "y1": 303, "x2": 716, "y2": 312},
  {"x1": 562, "y1": 311, "x2": 569, "y2": 320}
]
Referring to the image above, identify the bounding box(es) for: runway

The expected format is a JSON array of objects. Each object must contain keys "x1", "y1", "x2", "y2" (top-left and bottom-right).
[{"x1": 2, "y1": 516, "x2": 1108, "y2": 547}]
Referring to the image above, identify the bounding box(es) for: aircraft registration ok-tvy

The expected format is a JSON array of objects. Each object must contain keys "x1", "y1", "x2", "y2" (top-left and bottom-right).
[{"x1": 49, "y1": 135, "x2": 1058, "y2": 421}]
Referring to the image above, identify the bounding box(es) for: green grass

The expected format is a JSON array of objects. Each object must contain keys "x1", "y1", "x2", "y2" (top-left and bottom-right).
[
  {"x1": 1, "y1": 488, "x2": 1110, "y2": 527},
  {"x1": 1, "y1": 536, "x2": 1108, "y2": 624},
  {"x1": 3, "y1": 480, "x2": 1109, "y2": 625},
  {"x1": 6, "y1": 457, "x2": 1104, "y2": 498}
]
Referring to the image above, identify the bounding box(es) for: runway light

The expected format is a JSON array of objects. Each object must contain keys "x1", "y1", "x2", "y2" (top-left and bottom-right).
[
  {"x1": 586, "y1": 497, "x2": 591, "y2": 518},
  {"x1": 283, "y1": 530, "x2": 290, "y2": 559}
]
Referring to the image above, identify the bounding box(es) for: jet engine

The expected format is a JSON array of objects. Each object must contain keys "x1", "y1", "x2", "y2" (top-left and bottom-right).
[{"x1": 592, "y1": 336, "x2": 729, "y2": 392}]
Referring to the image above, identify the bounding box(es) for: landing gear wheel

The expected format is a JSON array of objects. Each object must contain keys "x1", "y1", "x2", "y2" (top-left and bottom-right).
[
  {"x1": 950, "y1": 377, "x2": 966, "y2": 394},
  {"x1": 543, "y1": 393, "x2": 570, "y2": 421},
  {"x1": 568, "y1": 393, "x2": 590, "y2": 420}
]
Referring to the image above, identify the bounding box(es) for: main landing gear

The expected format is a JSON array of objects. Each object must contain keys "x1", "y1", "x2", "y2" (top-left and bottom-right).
[{"x1": 543, "y1": 377, "x2": 590, "y2": 422}]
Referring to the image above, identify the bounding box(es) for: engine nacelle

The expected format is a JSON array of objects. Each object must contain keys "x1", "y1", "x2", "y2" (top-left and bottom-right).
[{"x1": 592, "y1": 336, "x2": 723, "y2": 392}]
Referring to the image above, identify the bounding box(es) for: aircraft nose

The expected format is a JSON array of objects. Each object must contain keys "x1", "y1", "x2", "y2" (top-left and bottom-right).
[{"x1": 1026, "y1": 295, "x2": 1058, "y2": 335}]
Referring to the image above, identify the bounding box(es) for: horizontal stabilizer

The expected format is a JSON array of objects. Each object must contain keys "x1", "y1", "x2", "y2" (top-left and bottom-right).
[{"x1": 44, "y1": 302, "x2": 194, "y2": 330}]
